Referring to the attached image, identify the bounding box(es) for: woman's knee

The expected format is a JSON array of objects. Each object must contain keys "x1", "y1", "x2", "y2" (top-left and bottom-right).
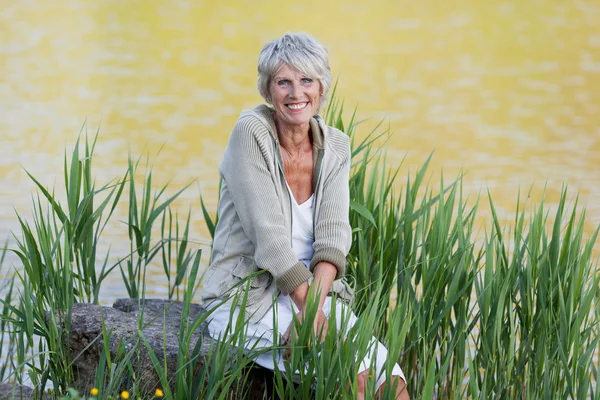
[
  {"x1": 356, "y1": 369, "x2": 369, "y2": 392},
  {"x1": 357, "y1": 369, "x2": 409, "y2": 399},
  {"x1": 382, "y1": 375, "x2": 409, "y2": 400}
]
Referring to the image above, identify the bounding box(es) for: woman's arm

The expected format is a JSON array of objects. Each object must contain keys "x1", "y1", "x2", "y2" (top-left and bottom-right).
[
  {"x1": 283, "y1": 262, "x2": 336, "y2": 348},
  {"x1": 310, "y1": 134, "x2": 353, "y2": 279},
  {"x1": 313, "y1": 261, "x2": 337, "y2": 307},
  {"x1": 289, "y1": 261, "x2": 336, "y2": 311},
  {"x1": 220, "y1": 116, "x2": 312, "y2": 294},
  {"x1": 291, "y1": 131, "x2": 352, "y2": 310},
  {"x1": 283, "y1": 130, "x2": 351, "y2": 346}
]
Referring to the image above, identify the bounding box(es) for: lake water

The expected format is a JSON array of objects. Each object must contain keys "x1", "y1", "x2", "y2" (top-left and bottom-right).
[{"x1": 1, "y1": 0, "x2": 599, "y2": 303}]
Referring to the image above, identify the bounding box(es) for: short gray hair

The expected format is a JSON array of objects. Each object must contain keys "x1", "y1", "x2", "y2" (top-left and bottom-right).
[{"x1": 257, "y1": 32, "x2": 333, "y2": 113}]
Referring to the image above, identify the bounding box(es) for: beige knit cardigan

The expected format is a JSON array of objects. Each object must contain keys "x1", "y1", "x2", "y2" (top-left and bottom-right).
[{"x1": 201, "y1": 105, "x2": 353, "y2": 323}]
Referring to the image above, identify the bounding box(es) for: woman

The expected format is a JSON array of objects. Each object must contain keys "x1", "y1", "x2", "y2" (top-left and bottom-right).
[{"x1": 201, "y1": 32, "x2": 408, "y2": 399}]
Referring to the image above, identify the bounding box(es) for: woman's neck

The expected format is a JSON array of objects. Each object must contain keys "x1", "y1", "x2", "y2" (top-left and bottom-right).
[{"x1": 275, "y1": 119, "x2": 312, "y2": 156}]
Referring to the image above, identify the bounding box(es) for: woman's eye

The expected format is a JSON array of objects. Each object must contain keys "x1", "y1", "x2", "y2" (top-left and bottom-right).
[
  {"x1": 277, "y1": 80, "x2": 289, "y2": 87},
  {"x1": 301, "y1": 78, "x2": 313, "y2": 84}
]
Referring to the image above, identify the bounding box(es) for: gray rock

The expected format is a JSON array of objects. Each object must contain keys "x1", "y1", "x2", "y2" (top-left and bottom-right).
[
  {"x1": 67, "y1": 299, "x2": 274, "y2": 399},
  {"x1": 0, "y1": 383, "x2": 34, "y2": 400},
  {"x1": 68, "y1": 299, "x2": 211, "y2": 396}
]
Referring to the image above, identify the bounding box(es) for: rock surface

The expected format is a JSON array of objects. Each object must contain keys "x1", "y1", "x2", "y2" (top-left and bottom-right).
[
  {"x1": 67, "y1": 299, "x2": 274, "y2": 399},
  {"x1": 0, "y1": 383, "x2": 35, "y2": 400},
  {"x1": 68, "y1": 299, "x2": 208, "y2": 395}
]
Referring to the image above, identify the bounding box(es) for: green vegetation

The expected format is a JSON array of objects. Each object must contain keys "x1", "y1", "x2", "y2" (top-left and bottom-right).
[{"x1": 0, "y1": 102, "x2": 598, "y2": 399}]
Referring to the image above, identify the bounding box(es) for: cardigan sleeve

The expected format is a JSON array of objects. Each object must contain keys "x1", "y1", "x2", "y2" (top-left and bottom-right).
[
  {"x1": 219, "y1": 116, "x2": 312, "y2": 295},
  {"x1": 309, "y1": 136, "x2": 352, "y2": 279}
]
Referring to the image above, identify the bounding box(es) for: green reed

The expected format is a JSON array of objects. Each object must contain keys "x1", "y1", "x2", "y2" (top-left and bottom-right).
[
  {"x1": 272, "y1": 290, "x2": 363, "y2": 399},
  {"x1": 470, "y1": 189, "x2": 600, "y2": 399},
  {"x1": 26, "y1": 130, "x2": 127, "y2": 304},
  {"x1": 0, "y1": 105, "x2": 599, "y2": 399},
  {"x1": 0, "y1": 128, "x2": 132, "y2": 394},
  {"x1": 121, "y1": 155, "x2": 192, "y2": 299},
  {"x1": 0, "y1": 242, "x2": 19, "y2": 383},
  {"x1": 325, "y1": 98, "x2": 599, "y2": 398},
  {"x1": 160, "y1": 207, "x2": 194, "y2": 300}
]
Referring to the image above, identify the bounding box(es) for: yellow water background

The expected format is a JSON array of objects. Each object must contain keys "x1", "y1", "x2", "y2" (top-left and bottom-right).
[{"x1": 1, "y1": 0, "x2": 599, "y2": 302}]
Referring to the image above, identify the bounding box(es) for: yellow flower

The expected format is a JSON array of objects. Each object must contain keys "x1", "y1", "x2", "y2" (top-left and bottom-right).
[
  {"x1": 91, "y1": 388, "x2": 99, "y2": 396},
  {"x1": 155, "y1": 388, "x2": 164, "y2": 397},
  {"x1": 121, "y1": 390, "x2": 130, "y2": 399}
]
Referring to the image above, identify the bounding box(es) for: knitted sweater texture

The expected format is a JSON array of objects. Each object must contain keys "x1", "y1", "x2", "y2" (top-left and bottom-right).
[{"x1": 201, "y1": 105, "x2": 352, "y2": 323}]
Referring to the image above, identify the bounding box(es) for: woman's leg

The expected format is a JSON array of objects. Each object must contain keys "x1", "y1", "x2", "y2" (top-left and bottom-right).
[
  {"x1": 207, "y1": 297, "x2": 296, "y2": 372},
  {"x1": 356, "y1": 370, "x2": 409, "y2": 400},
  {"x1": 368, "y1": 371, "x2": 409, "y2": 400},
  {"x1": 326, "y1": 299, "x2": 409, "y2": 399}
]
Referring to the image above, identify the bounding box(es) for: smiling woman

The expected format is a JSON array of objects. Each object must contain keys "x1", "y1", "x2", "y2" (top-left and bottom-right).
[
  {"x1": 200, "y1": 32, "x2": 409, "y2": 399},
  {"x1": 269, "y1": 65, "x2": 322, "y2": 131}
]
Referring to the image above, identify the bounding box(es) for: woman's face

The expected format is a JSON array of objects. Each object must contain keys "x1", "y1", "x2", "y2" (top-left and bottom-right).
[{"x1": 269, "y1": 64, "x2": 321, "y2": 130}]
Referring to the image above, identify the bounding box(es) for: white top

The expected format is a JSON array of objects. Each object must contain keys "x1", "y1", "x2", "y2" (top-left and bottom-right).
[
  {"x1": 207, "y1": 184, "x2": 405, "y2": 387},
  {"x1": 286, "y1": 183, "x2": 315, "y2": 268}
]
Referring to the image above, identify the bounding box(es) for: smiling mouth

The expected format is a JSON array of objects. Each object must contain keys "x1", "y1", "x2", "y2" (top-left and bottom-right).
[{"x1": 286, "y1": 102, "x2": 308, "y2": 110}]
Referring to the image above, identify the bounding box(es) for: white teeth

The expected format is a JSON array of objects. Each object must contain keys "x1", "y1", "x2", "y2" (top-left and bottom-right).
[{"x1": 287, "y1": 103, "x2": 307, "y2": 110}]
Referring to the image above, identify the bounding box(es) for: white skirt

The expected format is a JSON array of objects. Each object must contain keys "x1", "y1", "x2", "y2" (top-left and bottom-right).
[{"x1": 208, "y1": 294, "x2": 405, "y2": 390}]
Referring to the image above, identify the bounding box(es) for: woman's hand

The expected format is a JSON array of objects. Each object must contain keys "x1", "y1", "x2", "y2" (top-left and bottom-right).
[
  {"x1": 282, "y1": 261, "x2": 337, "y2": 356},
  {"x1": 282, "y1": 308, "x2": 329, "y2": 359},
  {"x1": 282, "y1": 308, "x2": 328, "y2": 344}
]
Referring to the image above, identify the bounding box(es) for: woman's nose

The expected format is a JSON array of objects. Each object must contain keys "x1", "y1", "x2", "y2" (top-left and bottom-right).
[{"x1": 288, "y1": 83, "x2": 298, "y2": 98}]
